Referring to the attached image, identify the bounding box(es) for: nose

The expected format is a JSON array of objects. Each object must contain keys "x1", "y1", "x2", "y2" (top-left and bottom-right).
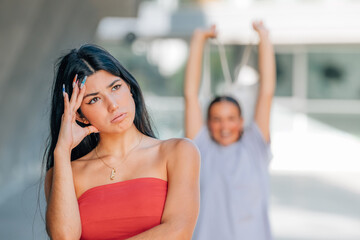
[
  {"x1": 107, "y1": 96, "x2": 119, "y2": 113},
  {"x1": 219, "y1": 121, "x2": 231, "y2": 132},
  {"x1": 219, "y1": 120, "x2": 227, "y2": 129}
]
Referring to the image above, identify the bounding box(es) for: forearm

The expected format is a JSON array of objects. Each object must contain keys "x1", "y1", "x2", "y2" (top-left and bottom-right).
[
  {"x1": 184, "y1": 32, "x2": 207, "y2": 99},
  {"x1": 46, "y1": 147, "x2": 81, "y2": 239},
  {"x1": 184, "y1": 32, "x2": 208, "y2": 138},
  {"x1": 258, "y1": 34, "x2": 276, "y2": 97}
]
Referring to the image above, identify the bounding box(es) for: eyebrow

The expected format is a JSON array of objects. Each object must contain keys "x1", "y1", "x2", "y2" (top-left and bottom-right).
[{"x1": 83, "y1": 79, "x2": 122, "y2": 99}]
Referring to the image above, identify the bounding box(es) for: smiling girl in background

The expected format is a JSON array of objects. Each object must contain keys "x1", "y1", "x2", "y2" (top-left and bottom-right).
[
  {"x1": 184, "y1": 21, "x2": 276, "y2": 240},
  {"x1": 43, "y1": 44, "x2": 200, "y2": 240}
]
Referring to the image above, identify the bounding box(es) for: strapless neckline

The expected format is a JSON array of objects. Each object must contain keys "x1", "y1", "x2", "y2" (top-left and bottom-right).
[
  {"x1": 78, "y1": 176, "x2": 168, "y2": 240},
  {"x1": 78, "y1": 177, "x2": 167, "y2": 201}
]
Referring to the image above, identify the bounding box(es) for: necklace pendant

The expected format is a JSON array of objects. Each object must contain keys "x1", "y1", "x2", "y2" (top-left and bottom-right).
[{"x1": 110, "y1": 168, "x2": 116, "y2": 180}]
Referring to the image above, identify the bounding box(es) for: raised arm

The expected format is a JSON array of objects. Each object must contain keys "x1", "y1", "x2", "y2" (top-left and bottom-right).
[
  {"x1": 126, "y1": 139, "x2": 200, "y2": 240},
  {"x1": 184, "y1": 26, "x2": 217, "y2": 139},
  {"x1": 253, "y1": 21, "x2": 276, "y2": 143},
  {"x1": 45, "y1": 77, "x2": 98, "y2": 239}
]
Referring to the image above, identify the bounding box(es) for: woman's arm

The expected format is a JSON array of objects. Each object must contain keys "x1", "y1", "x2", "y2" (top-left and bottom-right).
[
  {"x1": 253, "y1": 21, "x2": 276, "y2": 143},
  {"x1": 45, "y1": 77, "x2": 98, "y2": 239},
  {"x1": 184, "y1": 26, "x2": 217, "y2": 139},
  {"x1": 126, "y1": 139, "x2": 201, "y2": 240},
  {"x1": 45, "y1": 148, "x2": 82, "y2": 240}
]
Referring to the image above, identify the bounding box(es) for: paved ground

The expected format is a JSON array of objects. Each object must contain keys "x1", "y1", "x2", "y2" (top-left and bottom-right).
[{"x1": 270, "y1": 172, "x2": 360, "y2": 240}]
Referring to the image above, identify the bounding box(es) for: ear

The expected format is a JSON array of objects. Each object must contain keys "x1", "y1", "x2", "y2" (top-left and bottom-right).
[
  {"x1": 76, "y1": 112, "x2": 90, "y2": 125},
  {"x1": 238, "y1": 116, "x2": 244, "y2": 127}
]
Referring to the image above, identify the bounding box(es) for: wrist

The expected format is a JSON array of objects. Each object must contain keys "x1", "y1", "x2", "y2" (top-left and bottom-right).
[
  {"x1": 54, "y1": 145, "x2": 71, "y2": 156},
  {"x1": 258, "y1": 32, "x2": 270, "y2": 41},
  {"x1": 192, "y1": 31, "x2": 207, "y2": 42}
]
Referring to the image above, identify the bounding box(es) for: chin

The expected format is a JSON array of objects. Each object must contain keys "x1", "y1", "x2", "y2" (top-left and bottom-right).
[
  {"x1": 213, "y1": 137, "x2": 236, "y2": 146},
  {"x1": 118, "y1": 117, "x2": 135, "y2": 130},
  {"x1": 220, "y1": 141, "x2": 234, "y2": 146}
]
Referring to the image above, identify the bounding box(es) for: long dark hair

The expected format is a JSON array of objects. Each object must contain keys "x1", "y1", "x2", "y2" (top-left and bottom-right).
[{"x1": 43, "y1": 44, "x2": 155, "y2": 171}]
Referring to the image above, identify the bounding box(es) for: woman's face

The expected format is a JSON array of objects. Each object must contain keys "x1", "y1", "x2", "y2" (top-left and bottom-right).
[
  {"x1": 78, "y1": 70, "x2": 135, "y2": 133},
  {"x1": 207, "y1": 101, "x2": 244, "y2": 146}
]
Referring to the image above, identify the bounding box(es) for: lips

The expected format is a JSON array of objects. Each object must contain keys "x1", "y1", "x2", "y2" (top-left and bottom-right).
[
  {"x1": 111, "y1": 112, "x2": 127, "y2": 123},
  {"x1": 220, "y1": 130, "x2": 231, "y2": 138}
]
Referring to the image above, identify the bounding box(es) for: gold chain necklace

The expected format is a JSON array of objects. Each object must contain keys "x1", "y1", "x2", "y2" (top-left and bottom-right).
[{"x1": 95, "y1": 135, "x2": 143, "y2": 180}]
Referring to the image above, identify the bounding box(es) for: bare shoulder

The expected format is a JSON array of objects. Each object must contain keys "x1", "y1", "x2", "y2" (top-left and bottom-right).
[
  {"x1": 160, "y1": 138, "x2": 199, "y2": 153},
  {"x1": 160, "y1": 138, "x2": 200, "y2": 166}
]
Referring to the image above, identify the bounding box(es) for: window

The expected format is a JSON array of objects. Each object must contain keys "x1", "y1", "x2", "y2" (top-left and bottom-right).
[
  {"x1": 275, "y1": 53, "x2": 293, "y2": 97},
  {"x1": 308, "y1": 52, "x2": 360, "y2": 100}
]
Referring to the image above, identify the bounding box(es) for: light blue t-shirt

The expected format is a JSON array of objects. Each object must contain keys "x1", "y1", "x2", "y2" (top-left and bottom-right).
[{"x1": 192, "y1": 122, "x2": 272, "y2": 240}]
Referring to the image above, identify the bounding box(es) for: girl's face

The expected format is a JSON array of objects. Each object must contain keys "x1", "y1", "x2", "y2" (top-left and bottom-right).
[
  {"x1": 78, "y1": 70, "x2": 135, "y2": 133},
  {"x1": 207, "y1": 101, "x2": 243, "y2": 146}
]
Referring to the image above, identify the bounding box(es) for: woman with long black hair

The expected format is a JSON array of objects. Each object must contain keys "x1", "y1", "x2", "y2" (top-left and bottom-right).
[{"x1": 43, "y1": 44, "x2": 200, "y2": 240}]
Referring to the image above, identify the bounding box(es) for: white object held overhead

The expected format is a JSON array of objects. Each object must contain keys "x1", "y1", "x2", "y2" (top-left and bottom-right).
[
  {"x1": 211, "y1": 39, "x2": 259, "y2": 126},
  {"x1": 235, "y1": 65, "x2": 259, "y2": 86},
  {"x1": 234, "y1": 44, "x2": 258, "y2": 86}
]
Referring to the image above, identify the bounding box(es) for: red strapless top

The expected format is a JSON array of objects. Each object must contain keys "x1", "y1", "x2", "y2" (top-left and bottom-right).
[{"x1": 78, "y1": 177, "x2": 168, "y2": 240}]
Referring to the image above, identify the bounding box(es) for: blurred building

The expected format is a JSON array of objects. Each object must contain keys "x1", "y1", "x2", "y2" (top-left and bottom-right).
[
  {"x1": 1, "y1": 0, "x2": 359, "y2": 239},
  {"x1": 96, "y1": 0, "x2": 360, "y2": 137},
  {"x1": 95, "y1": 1, "x2": 360, "y2": 239}
]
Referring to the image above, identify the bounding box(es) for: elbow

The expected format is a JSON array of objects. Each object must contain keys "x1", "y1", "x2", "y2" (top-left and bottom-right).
[
  {"x1": 172, "y1": 228, "x2": 194, "y2": 240},
  {"x1": 184, "y1": 91, "x2": 196, "y2": 100},
  {"x1": 180, "y1": 230, "x2": 195, "y2": 240},
  {"x1": 184, "y1": 93, "x2": 199, "y2": 103},
  {"x1": 166, "y1": 222, "x2": 196, "y2": 240}
]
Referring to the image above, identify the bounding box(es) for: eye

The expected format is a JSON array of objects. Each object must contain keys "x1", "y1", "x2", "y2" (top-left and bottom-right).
[
  {"x1": 88, "y1": 97, "x2": 99, "y2": 104},
  {"x1": 112, "y1": 84, "x2": 121, "y2": 91}
]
